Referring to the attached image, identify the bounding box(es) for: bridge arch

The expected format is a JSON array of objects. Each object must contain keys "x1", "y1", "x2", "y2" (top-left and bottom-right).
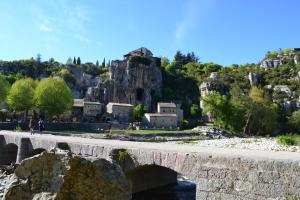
[{"x1": 110, "y1": 149, "x2": 197, "y2": 199}]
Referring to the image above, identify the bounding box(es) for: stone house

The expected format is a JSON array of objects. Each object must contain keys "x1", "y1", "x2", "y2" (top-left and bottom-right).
[
  {"x1": 157, "y1": 102, "x2": 183, "y2": 122},
  {"x1": 72, "y1": 99, "x2": 103, "y2": 121},
  {"x1": 143, "y1": 113, "x2": 177, "y2": 129},
  {"x1": 106, "y1": 103, "x2": 134, "y2": 122}
]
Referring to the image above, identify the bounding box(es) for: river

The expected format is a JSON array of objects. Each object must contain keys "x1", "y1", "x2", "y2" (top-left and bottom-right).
[{"x1": 133, "y1": 175, "x2": 196, "y2": 200}]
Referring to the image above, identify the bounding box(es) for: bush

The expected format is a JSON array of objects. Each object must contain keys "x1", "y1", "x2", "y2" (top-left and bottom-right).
[
  {"x1": 59, "y1": 69, "x2": 76, "y2": 85},
  {"x1": 15, "y1": 125, "x2": 22, "y2": 132},
  {"x1": 288, "y1": 110, "x2": 300, "y2": 131},
  {"x1": 276, "y1": 134, "x2": 300, "y2": 146},
  {"x1": 129, "y1": 56, "x2": 151, "y2": 65},
  {"x1": 181, "y1": 119, "x2": 189, "y2": 129}
]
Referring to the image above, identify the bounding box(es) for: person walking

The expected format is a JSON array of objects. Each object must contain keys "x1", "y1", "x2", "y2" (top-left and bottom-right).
[
  {"x1": 29, "y1": 117, "x2": 34, "y2": 135},
  {"x1": 38, "y1": 118, "x2": 45, "y2": 133}
]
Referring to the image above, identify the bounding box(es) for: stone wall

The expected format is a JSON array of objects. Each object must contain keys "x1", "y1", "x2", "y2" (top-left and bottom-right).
[
  {"x1": 0, "y1": 132, "x2": 299, "y2": 200},
  {"x1": 127, "y1": 150, "x2": 300, "y2": 200},
  {"x1": 0, "y1": 122, "x2": 110, "y2": 131}
]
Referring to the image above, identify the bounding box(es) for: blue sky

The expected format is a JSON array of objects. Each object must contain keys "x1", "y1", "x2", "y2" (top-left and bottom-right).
[{"x1": 0, "y1": 0, "x2": 299, "y2": 66}]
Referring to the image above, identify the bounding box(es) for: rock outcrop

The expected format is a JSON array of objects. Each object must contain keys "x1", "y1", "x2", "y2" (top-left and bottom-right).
[
  {"x1": 3, "y1": 151, "x2": 131, "y2": 200},
  {"x1": 87, "y1": 48, "x2": 162, "y2": 110}
]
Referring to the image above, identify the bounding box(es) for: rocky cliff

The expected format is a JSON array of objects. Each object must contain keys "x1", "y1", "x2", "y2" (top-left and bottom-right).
[{"x1": 85, "y1": 48, "x2": 162, "y2": 110}]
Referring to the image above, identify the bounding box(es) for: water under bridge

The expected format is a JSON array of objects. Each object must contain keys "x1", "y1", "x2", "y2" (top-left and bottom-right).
[{"x1": 0, "y1": 130, "x2": 299, "y2": 200}]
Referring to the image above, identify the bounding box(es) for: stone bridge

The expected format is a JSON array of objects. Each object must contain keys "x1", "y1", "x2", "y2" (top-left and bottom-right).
[{"x1": 0, "y1": 131, "x2": 300, "y2": 200}]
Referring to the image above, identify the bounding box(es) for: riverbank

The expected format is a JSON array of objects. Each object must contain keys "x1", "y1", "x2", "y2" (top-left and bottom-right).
[{"x1": 172, "y1": 137, "x2": 300, "y2": 153}]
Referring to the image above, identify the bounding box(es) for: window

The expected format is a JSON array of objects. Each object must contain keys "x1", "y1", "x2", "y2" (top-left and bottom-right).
[{"x1": 136, "y1": 88, "x2": 144, "y2": 101}]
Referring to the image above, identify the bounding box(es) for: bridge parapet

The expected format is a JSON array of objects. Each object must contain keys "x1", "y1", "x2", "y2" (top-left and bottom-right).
[{"x1": 0, "y1": 131, "x2": 299, "y2": 200}]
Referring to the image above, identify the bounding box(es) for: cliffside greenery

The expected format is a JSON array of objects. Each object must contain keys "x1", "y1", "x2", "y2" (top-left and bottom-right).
[{"x1": 0, "y1": 75, "x2": 10, "y2": 104}]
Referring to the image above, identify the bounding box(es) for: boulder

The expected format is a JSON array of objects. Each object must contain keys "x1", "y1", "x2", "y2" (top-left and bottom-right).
[{"x1": 3, "y1": 151, "x2": 131, "y2": 200}]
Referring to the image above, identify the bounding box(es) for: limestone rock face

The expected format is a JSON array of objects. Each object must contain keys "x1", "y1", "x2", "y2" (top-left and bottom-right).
[
  {"x1": 88, "y1": 48, "x2": 162, "y2": 110},
  {"x1": 3, "y1": 151, "x2": 131, "y2": 200},
  {"x1": 108, "y1": 59, "x2": 162, "y2": 109}
]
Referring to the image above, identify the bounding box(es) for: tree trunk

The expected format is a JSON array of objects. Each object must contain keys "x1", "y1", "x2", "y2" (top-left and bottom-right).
[{"x1": 243, "y1": 113, "x2": 251, "y2": 135}]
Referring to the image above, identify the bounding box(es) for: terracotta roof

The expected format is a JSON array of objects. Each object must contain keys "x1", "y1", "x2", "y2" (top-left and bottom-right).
[{"x1": 157, "y1": 102, "x2": 176, "y2": 108}]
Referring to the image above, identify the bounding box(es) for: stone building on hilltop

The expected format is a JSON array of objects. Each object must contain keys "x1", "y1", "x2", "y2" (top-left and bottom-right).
[{"x1": 93, "y1": 47, "x2": 162, "y2": 110}]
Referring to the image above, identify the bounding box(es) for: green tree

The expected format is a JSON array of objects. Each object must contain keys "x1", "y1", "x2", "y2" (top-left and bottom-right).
[
  {"x1": 161, "y1": 57, "x2": 170, "y2": 69},
  {"x1": 59, "y1": 69, "x2": 76, "y2": 85},
  {"x1": 102, "y1": 58, "x2": 105, "y2": 68},
  {"x1": 66, "y1": 57, "x2": 73, "y2": 65},
  {"x1": 73, "y1": 57, "x2": 77, "y2": 64},
  {"x1": 0, "y1": 76, "x2": 10, "y2": 104},
  {"x1": 36, "y1": 53, "x2": 42, "y2": 63},
  {"x1": 241, "y1": 87, "x2": 278, "y2": 135},
  {"x1": 35, "y1": 78, "x2": 73, "y2": 117},
  {"x1": 203, "y1": 63, "x2": 222, "y2": 74},
  {"x1": 288, "y1": 110, "x2": 300, "y2": 132},
  {"x1": 77, "y1": 57, "x2": 81, "y2": 65},
  {"x1": 7, "y1": 78, "x2": 37, "y2": 120},
  {"x1": 203, "y1": 92, "x2": 233, "y2": 130},
  {"x1": 132, "y1": 104, "x2": 147, "y2": 121},
  {"x1": 174, "y1": 50, "x2": 185, "y2": 64},
  {"x1": 190, "y1": 104, "x2": 201, "y2": 118}
]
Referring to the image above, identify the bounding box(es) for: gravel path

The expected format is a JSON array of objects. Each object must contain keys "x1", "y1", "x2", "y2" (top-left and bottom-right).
[{"x1": 174, "y1": 137, "x2": 300, "y2": 153}]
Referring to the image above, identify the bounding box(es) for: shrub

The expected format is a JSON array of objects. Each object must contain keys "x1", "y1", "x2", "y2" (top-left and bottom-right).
[
  {"x1": 15, "y1": 125, "x2": 22, "y2": 132},
  {"x1": 117, "y1": 150, "x2": 131, "y2": 164},
  {"x1": 181, "y1": 119, "x2": 189, "y2": 129},
  {"x1": 129, "y1": 56, "x2": 151, "y2": 65},
  {"x1": 276, "y1": 134, "x2": 300, "y2": 146}
]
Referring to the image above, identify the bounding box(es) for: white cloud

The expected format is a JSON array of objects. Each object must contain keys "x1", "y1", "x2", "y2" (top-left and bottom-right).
[
  {"x1": 39, "y1": 24, "x2": 52, "y2": 32},
  {"x1": 175, "y1": 0, "x2": 215, "y2": 44}
]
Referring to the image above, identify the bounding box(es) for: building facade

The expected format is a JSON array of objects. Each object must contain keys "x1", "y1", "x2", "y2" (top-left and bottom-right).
[
  {"x1": 143, "y1": 113, "x2": 177, "y2": 129},
  {"x1": 106, "y1": 103, "x2": 134, "y2": 122},
  {"x1": 72, "y1": 99, "x2": 103, "y2": 121},
  {"x1": 157, "y1": 102, "x2": 183, "y2": 122}
]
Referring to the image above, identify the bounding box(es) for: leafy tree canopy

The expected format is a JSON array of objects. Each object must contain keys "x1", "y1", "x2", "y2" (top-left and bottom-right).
[
  {"x1": 0, "y1": 75, "x2": 10, "y2": 104},
  {"x1": 132, "y1": 104, "x2": 147, "y2": 122},
  {"x1": 7, "y1": 78, "x2": 37, "y2": 112},
  {"x1": 35, "y1": 78, "x2": 73, "y2": 117}
]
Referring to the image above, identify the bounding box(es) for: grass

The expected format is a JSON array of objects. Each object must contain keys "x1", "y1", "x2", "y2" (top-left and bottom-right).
[
  {"x1": 126, "y1": 129, "x2": 198, "y2": 135},
  {"x1": 276, "y1": 134, "x2": 300, "y2": 146}
]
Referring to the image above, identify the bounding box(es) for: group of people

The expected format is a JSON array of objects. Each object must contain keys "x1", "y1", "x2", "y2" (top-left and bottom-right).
[{"x1": 28, "y1": 118, "x2": 45, "y2": 135}]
